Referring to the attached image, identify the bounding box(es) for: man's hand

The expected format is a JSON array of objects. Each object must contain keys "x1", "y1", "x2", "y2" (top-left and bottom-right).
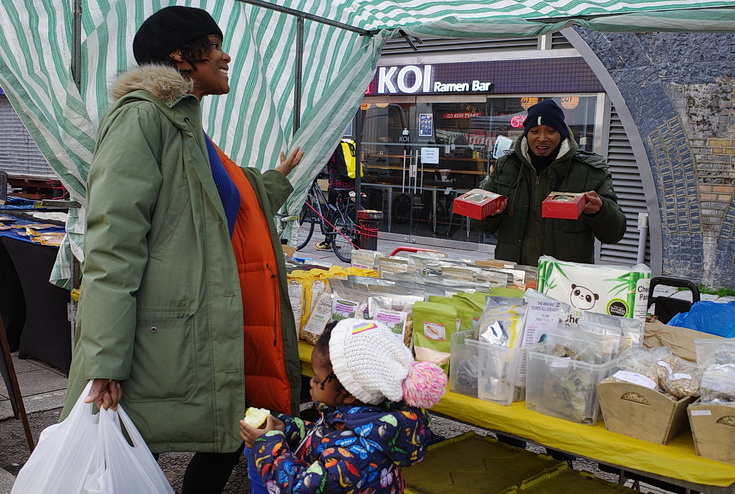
[
  {"x1": 487, "y1": 196, "x2": 508, "y2": 217},
  {"x1": 85, "y1": 378, "x2": 122, "y2": 410},
  {"x1": 583, "y1": 190, "x2": 603, "y2": 215},
  {"x1": 275, "y1": 147, "x2": 304, "y2": 176}
]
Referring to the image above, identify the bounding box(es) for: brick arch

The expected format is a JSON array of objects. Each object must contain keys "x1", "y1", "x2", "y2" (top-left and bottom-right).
[{"x1": 569, "y1": 29, "x2": 734, "y2": 284}]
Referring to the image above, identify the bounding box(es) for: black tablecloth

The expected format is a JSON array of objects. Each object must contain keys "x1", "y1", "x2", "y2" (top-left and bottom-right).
[
  {"x1": 0, "y1": 235, "x2": 71, "y2": 375},
  {"x1": 0, "y1": 242, "x2": 25, "y2": 350}
]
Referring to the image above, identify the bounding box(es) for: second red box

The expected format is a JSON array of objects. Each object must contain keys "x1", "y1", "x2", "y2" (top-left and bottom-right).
[{"x1": 541, "y1": 191, "x2": 586, "y2": 219}]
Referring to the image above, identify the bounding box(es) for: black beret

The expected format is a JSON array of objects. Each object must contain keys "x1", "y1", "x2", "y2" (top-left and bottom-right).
[{"x1": 133, "y1": 6, "x2": 223, "y2": 65}]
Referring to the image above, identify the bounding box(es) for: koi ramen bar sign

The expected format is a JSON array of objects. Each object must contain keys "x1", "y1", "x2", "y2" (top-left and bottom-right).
[{"x1": 365, "y1": 59, "x2": 603, "y2": 96}]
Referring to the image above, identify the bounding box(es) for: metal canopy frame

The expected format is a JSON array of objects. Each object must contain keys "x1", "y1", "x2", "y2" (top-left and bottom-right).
[
  {"x1": 530, "y1": 5, "x2": 735, "y2": 23},
  {"x1": 235, "y1": 0, "x2": 376, "y2": 135},
  {"x1": 236, "y1": 0, "x2": 379, "y2": 36},
  {"x1": 235, "y1": 0, "x2": 382, "y2": 213}
]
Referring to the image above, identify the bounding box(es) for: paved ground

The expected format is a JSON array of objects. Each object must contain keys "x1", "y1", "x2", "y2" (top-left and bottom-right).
[{"x1": 1, "y1": 234, "x2": 726, "y2": 493}]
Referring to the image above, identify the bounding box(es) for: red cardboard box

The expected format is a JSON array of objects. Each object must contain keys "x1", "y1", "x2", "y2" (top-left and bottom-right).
[
  {"x1": 542, "y1": 191, "x2": 585, "y2": 219},
  {"x1": 453, "y1": 189, "x2": 506, "y2": 220}
]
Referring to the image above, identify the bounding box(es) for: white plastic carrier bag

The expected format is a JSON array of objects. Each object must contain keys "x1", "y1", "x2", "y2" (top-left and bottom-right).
[{"x1": 12, "y1": 380, "x2": 174, "y2": 494}]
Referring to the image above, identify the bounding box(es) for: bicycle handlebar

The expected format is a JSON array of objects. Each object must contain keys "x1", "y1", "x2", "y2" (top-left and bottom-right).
[{"x1": 388, "y1": 246, "x2": 437, "y2": 257}]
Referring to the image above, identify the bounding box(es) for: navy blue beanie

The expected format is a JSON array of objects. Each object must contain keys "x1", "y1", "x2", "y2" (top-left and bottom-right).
[
  {"x1": 523, "y1": 100, "x2": 568, "y2": 140},
  {"x1": 133, "y1": 6, "x2": 222, "y2": 65}
]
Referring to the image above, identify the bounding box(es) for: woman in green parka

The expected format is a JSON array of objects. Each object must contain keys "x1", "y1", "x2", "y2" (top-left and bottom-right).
[
  {"x1": 472, "y1": 99, "x2": 627, "y2": 266},
  {"x1": 61, "y1": 6, "x2": 303, "y2": 493}
]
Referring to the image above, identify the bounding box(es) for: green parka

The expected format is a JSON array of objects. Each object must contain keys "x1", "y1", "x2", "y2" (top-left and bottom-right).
[
  {"x1": 472, "y1": 129, "x2": 627, "y2": 265},
  {"x1": 62, "y1": 66, "x2": 301, "y2": 454}
]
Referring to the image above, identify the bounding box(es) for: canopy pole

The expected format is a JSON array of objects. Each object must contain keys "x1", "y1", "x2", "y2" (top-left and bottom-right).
[
  {"x1": 71, "y1": 0, "x2": 82, "y2": 90},
  {"x1": 354, "y1": 108, "x2": 363, "y2": 215},
  {"x1": 236, "y1": 0, "x2": 378, "y2": 36},
  {"x1": 293, "y1": 16, "x2": 303, "y2": 134},
  {"x1": 236, "y1": 0, "x2": 379, "y2": 137}
]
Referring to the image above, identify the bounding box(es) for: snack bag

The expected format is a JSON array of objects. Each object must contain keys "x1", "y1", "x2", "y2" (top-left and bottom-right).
[{"x1": 412, "y1": 301, "x2": 459, "y2": 373}]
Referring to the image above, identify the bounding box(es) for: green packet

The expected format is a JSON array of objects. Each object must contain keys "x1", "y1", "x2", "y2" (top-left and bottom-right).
[
  {"x1": 428, "y1": 295, "x2": 475, "y2": 332},
  {"x1": 411, "y1": 301, "x2": 459, "y2": 374},
  {"x1": 488, "y1": 286, "x2": 525, "y2": 298},
  {"x1": 453, "y1": 291, "x2": 489, "y2": 312}
]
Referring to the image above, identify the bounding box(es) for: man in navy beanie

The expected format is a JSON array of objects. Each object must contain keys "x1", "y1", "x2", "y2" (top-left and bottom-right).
[{"x1": 471, "y1": 99, "x2": 626, "y2": 266}]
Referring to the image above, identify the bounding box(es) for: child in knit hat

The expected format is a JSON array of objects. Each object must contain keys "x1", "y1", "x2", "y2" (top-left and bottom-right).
[{"x1": 240, "y1": 318, "x2": 447, "y2": 493}]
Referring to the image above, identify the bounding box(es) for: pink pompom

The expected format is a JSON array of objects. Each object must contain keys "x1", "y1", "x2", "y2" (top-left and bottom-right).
[{"x1": 402, "y1": 361, "x2": 447, "y2": 408}]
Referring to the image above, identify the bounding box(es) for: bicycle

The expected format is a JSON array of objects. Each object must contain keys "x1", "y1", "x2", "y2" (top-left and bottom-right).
[{"x1": 293, "y1": 180, "x2": 360, "y2": 263}]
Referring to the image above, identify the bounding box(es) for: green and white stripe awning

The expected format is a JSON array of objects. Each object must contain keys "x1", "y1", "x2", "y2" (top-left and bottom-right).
[{"x1": 1, "y1": 0, "x2": 734, "y2": 287}]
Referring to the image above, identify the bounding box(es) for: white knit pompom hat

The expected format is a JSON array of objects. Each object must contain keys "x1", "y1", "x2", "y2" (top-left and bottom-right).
[{"x1": 329, "y1": 318, "x2": 446, "y2": 407}]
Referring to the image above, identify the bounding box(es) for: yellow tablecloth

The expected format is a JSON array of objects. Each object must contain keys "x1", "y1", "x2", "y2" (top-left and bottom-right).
[{"x1": 297, "y1": 341, "x2": 735, "y2": 489}]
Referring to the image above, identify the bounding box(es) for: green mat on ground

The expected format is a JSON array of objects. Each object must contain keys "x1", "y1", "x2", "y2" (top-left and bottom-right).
[
  {"x1": 513, "y1": 467, "x2": 637, "y2": 493},
  {"x1": 404, "y1": 432, "x2": 637, "y2": 494},
  {"x1": 404, "y1": 432, "x2": 564, "y2": 493}
]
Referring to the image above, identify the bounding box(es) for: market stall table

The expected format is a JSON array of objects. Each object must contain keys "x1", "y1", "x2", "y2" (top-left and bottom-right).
[
  {"x1": 297, "y1": 340, "x2": 735, "y2": 494},
  {"x1": 0, "y1": 214, "x2": 71, "y2": 374}
]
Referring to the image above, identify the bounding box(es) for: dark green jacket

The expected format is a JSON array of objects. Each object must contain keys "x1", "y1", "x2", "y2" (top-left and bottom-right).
[{"x1": 472, "y1": 129, "x2": 626, "y2": 265}]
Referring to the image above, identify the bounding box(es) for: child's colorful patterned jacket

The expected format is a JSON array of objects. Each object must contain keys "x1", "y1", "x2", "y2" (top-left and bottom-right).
[{"x1": 250, "y1": 400, "x2": 432, "y2": 493}]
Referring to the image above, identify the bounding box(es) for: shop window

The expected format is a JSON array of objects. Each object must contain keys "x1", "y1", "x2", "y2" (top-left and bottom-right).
[{"x1": 357, "y1": 95, "x2": 599, "y2": 242}]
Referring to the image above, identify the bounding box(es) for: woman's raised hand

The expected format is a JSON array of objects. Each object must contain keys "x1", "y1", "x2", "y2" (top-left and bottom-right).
[{"x1": 275, "y1": 147, "x2": 304, "y2": 176}]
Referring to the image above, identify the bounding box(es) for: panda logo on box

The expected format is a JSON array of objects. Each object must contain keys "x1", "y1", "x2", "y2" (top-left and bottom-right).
[{"x1": 570, "y1": 284, "x2": 599, "y2": 311}]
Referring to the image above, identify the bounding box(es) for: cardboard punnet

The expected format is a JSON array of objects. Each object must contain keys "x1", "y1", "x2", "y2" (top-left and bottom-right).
[
  {"x1": 598, "y1": 382, "x2": 696, "y2": 444},
  {"x1": 453, "y1": 189, "x2": 506, "y2": 220},
  {"x1": 598, "y1": 321, "x2": 723, "y2": 445},
  {"x1": 541, "y1": 191, "x2": 585, "y2": 219},
  {"x1": 688, "y1": 401, "x2": 735, "y2": 465}
]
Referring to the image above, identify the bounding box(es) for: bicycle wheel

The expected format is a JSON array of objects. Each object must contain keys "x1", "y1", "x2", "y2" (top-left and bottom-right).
[
  {"x1": 332, "y1": 215, "x2": 357, "y2": 263},
  {"x1": 294, "y1": 202, "x2": 315, "y2": 250},
  {"x1": 392, "y1": 193, "x2": 411, "y2": 224}
]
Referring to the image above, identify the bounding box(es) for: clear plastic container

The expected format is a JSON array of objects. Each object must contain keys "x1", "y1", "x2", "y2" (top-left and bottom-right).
[
  {"x1": 449, "y1": 330, "x2": 524, "y2": 406},
  {"x1": 471, "y1": 339, "x2": 524, "y2": 406},
  {"x1": 450, "y1": 330, "x2": 478, "y2": 398},
  {"x1": 525, "y1": 342, "x2": 619, "y2": 424}
]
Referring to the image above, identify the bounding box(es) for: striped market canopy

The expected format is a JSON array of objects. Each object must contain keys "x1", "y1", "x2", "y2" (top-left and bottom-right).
[{"x1": 1, "y1": 0, "x2": 734, "y2": 287}]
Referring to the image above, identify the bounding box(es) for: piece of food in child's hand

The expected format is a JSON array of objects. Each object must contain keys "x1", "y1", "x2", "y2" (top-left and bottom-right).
[{"x1": 243, "y1": 407, "x2": 270, "y2": 428}]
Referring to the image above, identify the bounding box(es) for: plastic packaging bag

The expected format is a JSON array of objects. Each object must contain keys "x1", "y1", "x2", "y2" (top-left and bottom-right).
[
  {"x1": 696, "y1": 338, "x2": 735, "y2": 404},
  {"x1": 656, "y1": 355, "x2": 700, "y2": 400},
  {"x1": 668, "y1": 300, "x2": 735, "y2": 337},
  {"x1": 12, "y1": 381, "x2": 174, "y2": 494}
]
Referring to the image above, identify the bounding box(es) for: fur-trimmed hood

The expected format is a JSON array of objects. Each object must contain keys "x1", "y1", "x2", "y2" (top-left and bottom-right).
[{"x1": 109, "y1": 65, "x2": 193, "y2": 107}]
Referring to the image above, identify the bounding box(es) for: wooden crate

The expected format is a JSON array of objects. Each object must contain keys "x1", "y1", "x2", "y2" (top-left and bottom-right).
[{"x1": 8, "y1": 176, "x2": 66, "y2": 200}]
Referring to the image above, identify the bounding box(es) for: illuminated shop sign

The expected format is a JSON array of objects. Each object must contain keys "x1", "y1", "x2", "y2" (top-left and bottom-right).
[
  {"x1": 365, "y1": 58, "x2": 604, "y2": 96},
  {"x1": 511, "y1": 115, "x2": 526, "y2": 128},
  {"x1": 443, "y1": 112, "x2": 483, "y2": 119},
  {"x1": 371, "y1": 64, "x2": 492, "y2": 95}
]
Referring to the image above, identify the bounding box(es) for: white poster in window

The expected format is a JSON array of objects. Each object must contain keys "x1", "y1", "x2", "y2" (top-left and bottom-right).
[{"x1": 420, "y1": 147, "x2": 439, "y2": 164}]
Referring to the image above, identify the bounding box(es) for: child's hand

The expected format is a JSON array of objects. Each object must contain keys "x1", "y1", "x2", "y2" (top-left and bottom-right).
[{"x1": 240, "y1": 414, "x2": 286, "y2": 448}]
